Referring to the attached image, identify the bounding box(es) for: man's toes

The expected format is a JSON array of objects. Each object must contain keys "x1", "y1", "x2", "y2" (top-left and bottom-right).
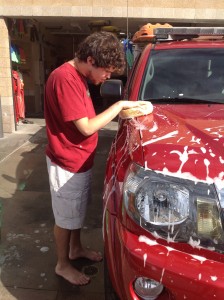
[{"x1": 78, "y1": 274, "x2": 90, "y2": 285}]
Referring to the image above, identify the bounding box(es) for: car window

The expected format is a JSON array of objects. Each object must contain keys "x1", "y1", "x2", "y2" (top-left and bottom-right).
[{"x1": 140, "y1": 48, "x2": 224, "y2": 103}]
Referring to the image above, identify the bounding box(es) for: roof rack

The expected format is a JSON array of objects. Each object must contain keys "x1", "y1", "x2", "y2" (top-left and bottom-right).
[
  {"x1": 132, "y1": 24, "x2": 224, "y2": 43},
  {"x1": 155, "y1": 27, "x2": 224, "y2": 40}
]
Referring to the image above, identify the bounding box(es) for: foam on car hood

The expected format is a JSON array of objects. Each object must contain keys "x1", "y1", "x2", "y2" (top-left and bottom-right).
[{"x1": 132, "y1": 104, "x2": 224, "y2": 185}]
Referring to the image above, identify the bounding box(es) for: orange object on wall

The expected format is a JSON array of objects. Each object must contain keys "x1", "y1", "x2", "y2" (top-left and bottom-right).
[{"x1": 12, "y1": 70, "x2": 25, "y2": 123}]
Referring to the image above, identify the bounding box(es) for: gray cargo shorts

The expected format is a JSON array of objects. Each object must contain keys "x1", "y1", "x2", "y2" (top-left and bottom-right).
[{"x1": 46, "y1": 156, "x2": 92, "y2": 230}]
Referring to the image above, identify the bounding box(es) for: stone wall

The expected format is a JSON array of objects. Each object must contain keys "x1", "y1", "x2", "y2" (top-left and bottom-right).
[
  {"x1": 0, "y1": 19, "x2": 14, "y2": 133},
  {"x1": 0, "y1": 1, "x2": 224, "y2": 21}
]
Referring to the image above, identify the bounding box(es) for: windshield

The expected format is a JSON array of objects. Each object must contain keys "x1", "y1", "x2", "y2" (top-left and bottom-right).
[{"x1": 140, "y1": 48, "x2": 224, "y2": 103}]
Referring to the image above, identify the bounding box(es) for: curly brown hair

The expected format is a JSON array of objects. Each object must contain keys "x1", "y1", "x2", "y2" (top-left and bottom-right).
[{"x1": 75, "y1": 31, "x2": 126, "y2": 74}]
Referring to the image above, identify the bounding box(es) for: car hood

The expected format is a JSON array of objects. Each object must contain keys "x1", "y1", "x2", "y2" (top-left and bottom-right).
[{"x1": 131, "y1": 104, "x2": 224, "y2": 185}]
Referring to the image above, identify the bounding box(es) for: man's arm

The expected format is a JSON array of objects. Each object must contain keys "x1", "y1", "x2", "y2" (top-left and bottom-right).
[{"x1": 73, "y1": 100, "x2": 143, "y2": 136}]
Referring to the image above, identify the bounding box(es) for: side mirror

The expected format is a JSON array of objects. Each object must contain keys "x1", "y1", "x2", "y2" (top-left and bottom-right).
[{"x1": 100, "y1": 79, "x2": 123, "y2": 100}]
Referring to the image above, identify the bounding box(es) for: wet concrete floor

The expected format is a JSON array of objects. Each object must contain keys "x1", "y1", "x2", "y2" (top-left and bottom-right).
[{"x1": 0, "y1": 117, "x2": 118, "y2": 300}]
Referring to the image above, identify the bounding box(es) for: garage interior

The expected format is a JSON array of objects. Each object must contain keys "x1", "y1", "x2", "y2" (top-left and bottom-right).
[{"x1": 9, "y1": 17, "x2": 149, "y2": 119}]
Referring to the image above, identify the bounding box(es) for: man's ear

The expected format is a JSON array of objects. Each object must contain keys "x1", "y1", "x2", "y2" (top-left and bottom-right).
[{"x1": 87, "y1": 56, "x2": 95, "y2": 66}]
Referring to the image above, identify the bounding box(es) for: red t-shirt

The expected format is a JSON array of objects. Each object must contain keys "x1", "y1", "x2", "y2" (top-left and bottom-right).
[{"x1": 44, "y1": 62, "x2": 98, "y2": 173}]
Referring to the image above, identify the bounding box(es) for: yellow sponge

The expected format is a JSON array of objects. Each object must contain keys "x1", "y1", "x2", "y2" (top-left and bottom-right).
[{"x1": 119, "y1": 101, "x2": 153, "y2": 119}]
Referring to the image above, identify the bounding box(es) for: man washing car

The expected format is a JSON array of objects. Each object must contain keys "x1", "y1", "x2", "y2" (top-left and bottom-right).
[{"x1": 44, "y1": 31, "x2": 145, "y2": 285}]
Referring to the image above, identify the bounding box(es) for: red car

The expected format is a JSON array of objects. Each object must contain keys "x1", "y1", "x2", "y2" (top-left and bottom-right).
[{"x1": 101, "y1": 26, "x2": 224, "y2": 300}]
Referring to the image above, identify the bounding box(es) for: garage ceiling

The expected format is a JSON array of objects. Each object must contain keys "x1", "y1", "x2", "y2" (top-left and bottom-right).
[
  {"x1": 37, "y1": 17, "x2": 199, "y2": 38},
  {"x1": 39, "y1": 17, "x2": 150, "y2": 37}
]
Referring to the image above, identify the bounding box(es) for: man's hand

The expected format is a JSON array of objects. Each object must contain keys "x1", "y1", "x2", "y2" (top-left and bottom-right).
[{"x1": 119, "y1": 101, "x2": 153, "y2": 119}]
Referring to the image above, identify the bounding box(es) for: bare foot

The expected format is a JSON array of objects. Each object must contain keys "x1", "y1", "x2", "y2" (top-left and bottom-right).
[
  {"x1": 55, "y1": 263, "x2": 90, "y2": 285},
  {"x1": 69, "y1": 248, "x2": 103, "y2": 262}
]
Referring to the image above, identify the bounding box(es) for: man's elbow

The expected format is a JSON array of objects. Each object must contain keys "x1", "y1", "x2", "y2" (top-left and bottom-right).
[
  {"x1": 82, "y1": 130, "x2": 94, "y2": 137},
  {"x1": 73, "y1": 120, "x2": 95, "y2": 136},
  {"x1": 79, "y1": 127, "x2": 95, "y2": 136}
]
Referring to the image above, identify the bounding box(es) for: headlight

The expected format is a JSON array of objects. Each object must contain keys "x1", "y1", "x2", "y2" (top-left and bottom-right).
[
  {"x1": 123, "y1": 163, "x2": 224, "y2": 253},
  {"x1": 136, "y1": 181, "x2": 189, "y2": 225}
]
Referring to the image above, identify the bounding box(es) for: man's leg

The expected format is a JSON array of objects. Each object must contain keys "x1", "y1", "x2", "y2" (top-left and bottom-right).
[
  {"x1": 54, "y1": 224, "x2": 90, "y2": 285},
  {"x1": 69, "y1": 228, "x2": 103, "y2": 261}
]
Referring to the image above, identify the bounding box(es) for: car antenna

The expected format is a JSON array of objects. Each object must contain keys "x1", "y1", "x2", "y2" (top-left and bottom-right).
[
  {"x1": 126, "y1": 0, "x2": 131, "y2": 100},
  {"x1": 126, "y1": 0, "x2": 129, "y2": 76}
]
